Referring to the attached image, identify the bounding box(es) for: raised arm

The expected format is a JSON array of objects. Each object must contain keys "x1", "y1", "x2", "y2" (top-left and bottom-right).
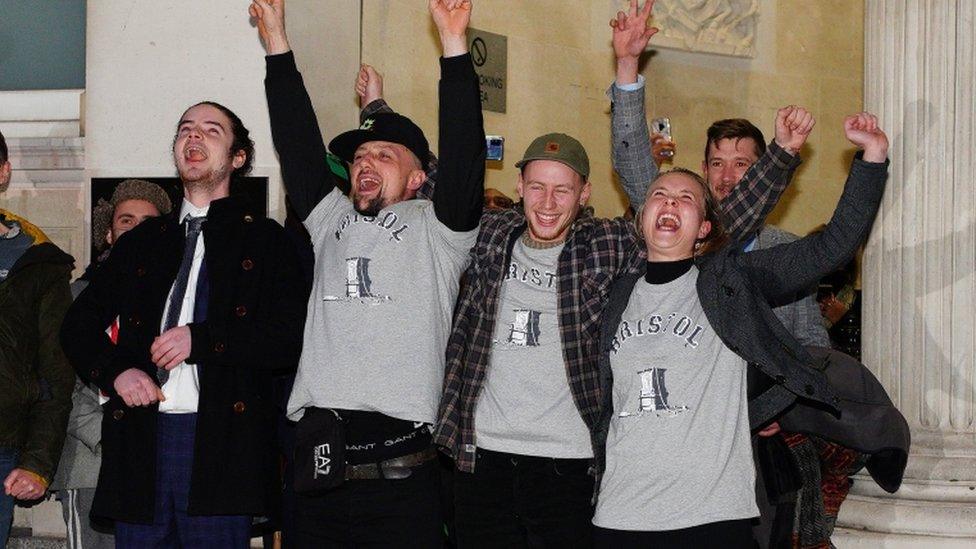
[
  {"x1": 721, "y1": 106, "x2": 814, "y2": 241},
  {"x1": 429, "y1": 0, "x2": 485, "y2": 231},
  {"x1": 740, "y1": 113, "x2": 889, "y2": 303},
  {"x1": 608, "y1": 0, "x2": 659, "y2": 209},
  {"x1": 253, "y1": 0, "x2": 338, "y2": 220}
]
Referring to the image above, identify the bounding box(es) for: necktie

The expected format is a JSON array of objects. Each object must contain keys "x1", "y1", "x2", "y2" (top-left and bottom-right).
[{"x1": 158, "y1": 215, "x2": 205, "y2": 385}]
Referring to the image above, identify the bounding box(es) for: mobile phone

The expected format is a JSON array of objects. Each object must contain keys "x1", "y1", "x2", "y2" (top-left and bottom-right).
[
  {"x1": 486, "y1": 136, "x2": 504, "y2": 161},
  {"x1": 650, "y1": 117, "x2": 674, "y2": 157}
]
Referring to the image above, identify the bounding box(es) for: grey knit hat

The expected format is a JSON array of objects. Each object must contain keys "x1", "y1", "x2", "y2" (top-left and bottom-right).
[{"x1": 92, "y1": 179, "x2": 172, "y2": 251}]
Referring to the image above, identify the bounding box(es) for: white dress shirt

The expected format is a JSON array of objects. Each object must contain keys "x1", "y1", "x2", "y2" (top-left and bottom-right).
[{"x1": 158, "y1": 200, "x2": 208, "y2": 413}]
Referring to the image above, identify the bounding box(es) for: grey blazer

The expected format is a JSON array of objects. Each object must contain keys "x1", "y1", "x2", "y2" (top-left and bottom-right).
[
  {"x1": 595, "y1": 156, "x2": 888, "y2": 479},
  {"x1": 754, "y1": 225, "x2": 830, "y2": 347}
]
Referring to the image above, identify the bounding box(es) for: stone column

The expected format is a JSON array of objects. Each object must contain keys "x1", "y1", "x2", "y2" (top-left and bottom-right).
[{"x1": 835, "y1": 1, "x2": 976, "y2": 546}]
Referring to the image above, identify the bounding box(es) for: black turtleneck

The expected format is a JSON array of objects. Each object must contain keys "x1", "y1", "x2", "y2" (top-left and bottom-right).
[{"x1": 645, "y1": 257, "x2": 694, "y2": 285}]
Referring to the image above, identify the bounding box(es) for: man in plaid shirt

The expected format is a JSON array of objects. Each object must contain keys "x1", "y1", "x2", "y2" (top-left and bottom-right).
[{"x1": 433, "y1": 1, "x2": 816, "y2": 545}]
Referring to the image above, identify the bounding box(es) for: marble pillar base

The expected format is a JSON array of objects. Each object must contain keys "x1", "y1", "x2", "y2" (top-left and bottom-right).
[{"x1": 836, "y1": 431, "x2": 976, "y2": 543}]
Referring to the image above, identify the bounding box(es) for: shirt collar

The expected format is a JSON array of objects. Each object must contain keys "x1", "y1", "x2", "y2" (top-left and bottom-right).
[{"x1": 179, "y1": 199, "x2": 210, "y2": 220}]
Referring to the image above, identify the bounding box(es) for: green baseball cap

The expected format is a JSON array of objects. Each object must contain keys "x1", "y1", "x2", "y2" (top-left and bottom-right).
[{"x1": 515, "y1": 133, "x2": 590, "y2": 179}]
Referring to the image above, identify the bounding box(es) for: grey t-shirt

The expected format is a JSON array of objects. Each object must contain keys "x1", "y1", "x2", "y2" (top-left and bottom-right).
[
  {"x1": 593, "y1": 267, "x2": 757, "y2": 531},
  {"x1": 287, "y1": 188, "x2": 477, "y2": 424},
  {"x1": 475, "y1": 239, "x2": 593, "y2": 458}
]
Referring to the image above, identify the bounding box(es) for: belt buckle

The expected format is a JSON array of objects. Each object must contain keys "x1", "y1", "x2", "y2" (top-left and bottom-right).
[{"x1": 380, "y1": 463, "x2": 413, "y2": 480}]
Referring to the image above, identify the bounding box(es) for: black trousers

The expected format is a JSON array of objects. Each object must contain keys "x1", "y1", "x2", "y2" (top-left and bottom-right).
[
  {"x1": 593, "y1": 519, "x2": 756, "y2": 549},
  {"x1": 292, "y1": 459, "x2": 443, "y2": 548},
  {"x1": 454, "y1": 448, "x2": 594, "y2": 549}
]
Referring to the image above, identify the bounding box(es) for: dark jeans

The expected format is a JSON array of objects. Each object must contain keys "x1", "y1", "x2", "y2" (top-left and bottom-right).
[
  {"x1": 0, "y1": 447, "x2": 17, "y2": 546},
  {"x1": 454, "y1": 448, "x2": 593, "y2": 549},
  {"x1": 593, "y1": 519, "x2": 756, "y2": 549},
  {"x1": 293, "y1": 458, "x2": 443, "y2": 548}
]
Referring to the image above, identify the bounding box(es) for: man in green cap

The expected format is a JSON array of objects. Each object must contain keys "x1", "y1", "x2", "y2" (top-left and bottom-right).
[{"x1": 433, "y1": 1, "x2": 804, "y2": 545}]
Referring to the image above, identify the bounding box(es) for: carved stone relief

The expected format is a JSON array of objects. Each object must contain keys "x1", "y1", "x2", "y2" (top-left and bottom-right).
[{"x1": 651, "y1": 0, "x2": 759, "y2": 58}]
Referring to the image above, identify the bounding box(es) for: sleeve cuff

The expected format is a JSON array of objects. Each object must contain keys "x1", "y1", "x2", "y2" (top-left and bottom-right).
[
  {"x1": 265, "y1": 50, "x2": 298, "y2": 79},
  {"x1": 187, "y1": 321, "x2": 212, "y2": 365},
  {"x1": 440, "y1": 53, "x2": 475, "y2": 81},
  {"x1": 851, "y1": 151, "x2": 890, "y2": 171},
  {"x1": 767, "y1": 140, "x2": 803, "y2": 169},
  {"x1": 20, "y1": 469, "x2": 49, "y2": 489},
  {"x1": 614, "y1": 74, "x2": 646, "y2": 92},
  {"x1": 361, "y1": 99, "x2": 391, "y2": 121}
]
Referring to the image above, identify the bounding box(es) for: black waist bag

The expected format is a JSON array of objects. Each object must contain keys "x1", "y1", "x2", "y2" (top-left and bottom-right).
[{"x1": 294, "y1": 407, "x2": 346, "y2": 493}]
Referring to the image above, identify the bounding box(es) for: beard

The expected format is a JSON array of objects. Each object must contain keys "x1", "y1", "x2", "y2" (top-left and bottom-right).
[
  {"x1": 353, "y1": 194, "x2": 386, "y2": 217},
  {"x1": 178, "y1": 156, "x2": 232, "y2": 194}
]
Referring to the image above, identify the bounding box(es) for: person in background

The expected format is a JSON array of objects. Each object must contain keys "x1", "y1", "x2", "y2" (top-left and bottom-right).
[
  {"x1": 0, "y1": 128, "x2": 76, "y2": 546},
  {"x1": 52, "y1": 179, "x2": 172, "y2": 549}
]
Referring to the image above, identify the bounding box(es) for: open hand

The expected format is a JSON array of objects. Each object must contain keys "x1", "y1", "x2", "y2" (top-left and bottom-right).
[
  {"x1": 114, "y1": 368, "x2": 165, "y2": 407},
  {"x1": 356, "y1": 64, "x2": 384, "y2": 108},
  {"x1": 844, "y1": 112, "x2": 888, "y2": 163},
  {"x1": 611, "y1": 0, "x2": 658, "y2": 61},
  {"x1": 249, "y1": 0, "x2": 290, "y2": 55},
  {"x1": 774, "y1": 105, "x2": 815, "y2": 155}
]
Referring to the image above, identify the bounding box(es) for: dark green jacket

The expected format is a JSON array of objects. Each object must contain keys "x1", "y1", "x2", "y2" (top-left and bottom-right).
[{"x1": 0, "y1": 238, "x2": 75, "y2": 483}]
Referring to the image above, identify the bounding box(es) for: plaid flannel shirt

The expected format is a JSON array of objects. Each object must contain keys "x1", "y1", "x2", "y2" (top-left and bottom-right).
[{"x1": 433, "y1": 81, "x2": 802, "y2": 473}]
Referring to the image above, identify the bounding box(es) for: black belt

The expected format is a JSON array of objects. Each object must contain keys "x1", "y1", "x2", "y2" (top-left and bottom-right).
[{"x1": 345, "y1": 447, "x2": 439, "y2": 480}]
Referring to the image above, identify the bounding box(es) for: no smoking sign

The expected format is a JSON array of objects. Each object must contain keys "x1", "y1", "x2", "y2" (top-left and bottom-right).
[{"x1": 467, "y1": 28, "x2": 507, "y2": 113}]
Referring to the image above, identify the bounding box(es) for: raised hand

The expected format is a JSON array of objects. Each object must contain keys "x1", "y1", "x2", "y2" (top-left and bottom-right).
[
  {"x1": 611, "y1": 0, "x2": 657, "y2": 61},
  {"x1": 114, "y1": 368, "x2": 165, "y2": 408},
  {"x1": 651, "y1": 133, "x2": 675, "y2": 167},
  {"x1": 249, "y1": 0, "x2": 290, "y2": 55},
  {"x1": 844, "y1": 112, "x2": 888, "y2": 163},
  {"x1": 774, "y1": 105, "x2": 815, "y2": 155},
  {"x1": 429, "y1": 0, "x2": 472, "y2": 56},
  {"x1": 356, "y1": 64, "x2": 384, "y2": 108}
]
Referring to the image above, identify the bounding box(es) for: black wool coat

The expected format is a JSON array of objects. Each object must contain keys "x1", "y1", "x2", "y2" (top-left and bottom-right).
[{"x1": 60, "y1": 195, "x2": 308, "y2": 524}]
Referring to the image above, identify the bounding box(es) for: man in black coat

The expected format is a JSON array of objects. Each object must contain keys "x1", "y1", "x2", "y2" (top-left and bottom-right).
[{"x1": 61, "y1": 101, "x2": 307, "y2": 548}]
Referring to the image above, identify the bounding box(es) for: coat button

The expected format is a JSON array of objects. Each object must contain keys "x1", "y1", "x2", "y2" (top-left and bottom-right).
[
  {"x1": 233, "y1": 401, "x2": 246, "y2": 413},
  {"x1": 241, "y1": 259, "x2": 254, "y2": 271},
  {"x1": 160, "y1": 224, "x2": 168, "y2": 232},
  {"x1": 723, "y1": 286, "x2": 734, "y2": 296},
  {"x1": 804, "y1": 384, "x2": 815, "y2": 395},
  {"x1": 112, "y1": 409, "x2": 124, "y2": 420},
  {"x1": 214, "y1": 342, "x2": 226, "y2": 353},
  {"x1": 235, "y1": 305, "x2": 247, "y2": 317},
  {"x1": 90, "y1": 368, "x2": 100, "y2": 379},
  {"x1": 243, "y1": 215, "x2": 254, "y2": 223},
  {"x1": 136, "y1": 267, "x2": 146, "y2": 277},
  {"x1": 130, "y1": 315, "x2": 142, "y2": 327},
  {"x1": 775, "y1": 375, "x2": 787, "y2": 384}
]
